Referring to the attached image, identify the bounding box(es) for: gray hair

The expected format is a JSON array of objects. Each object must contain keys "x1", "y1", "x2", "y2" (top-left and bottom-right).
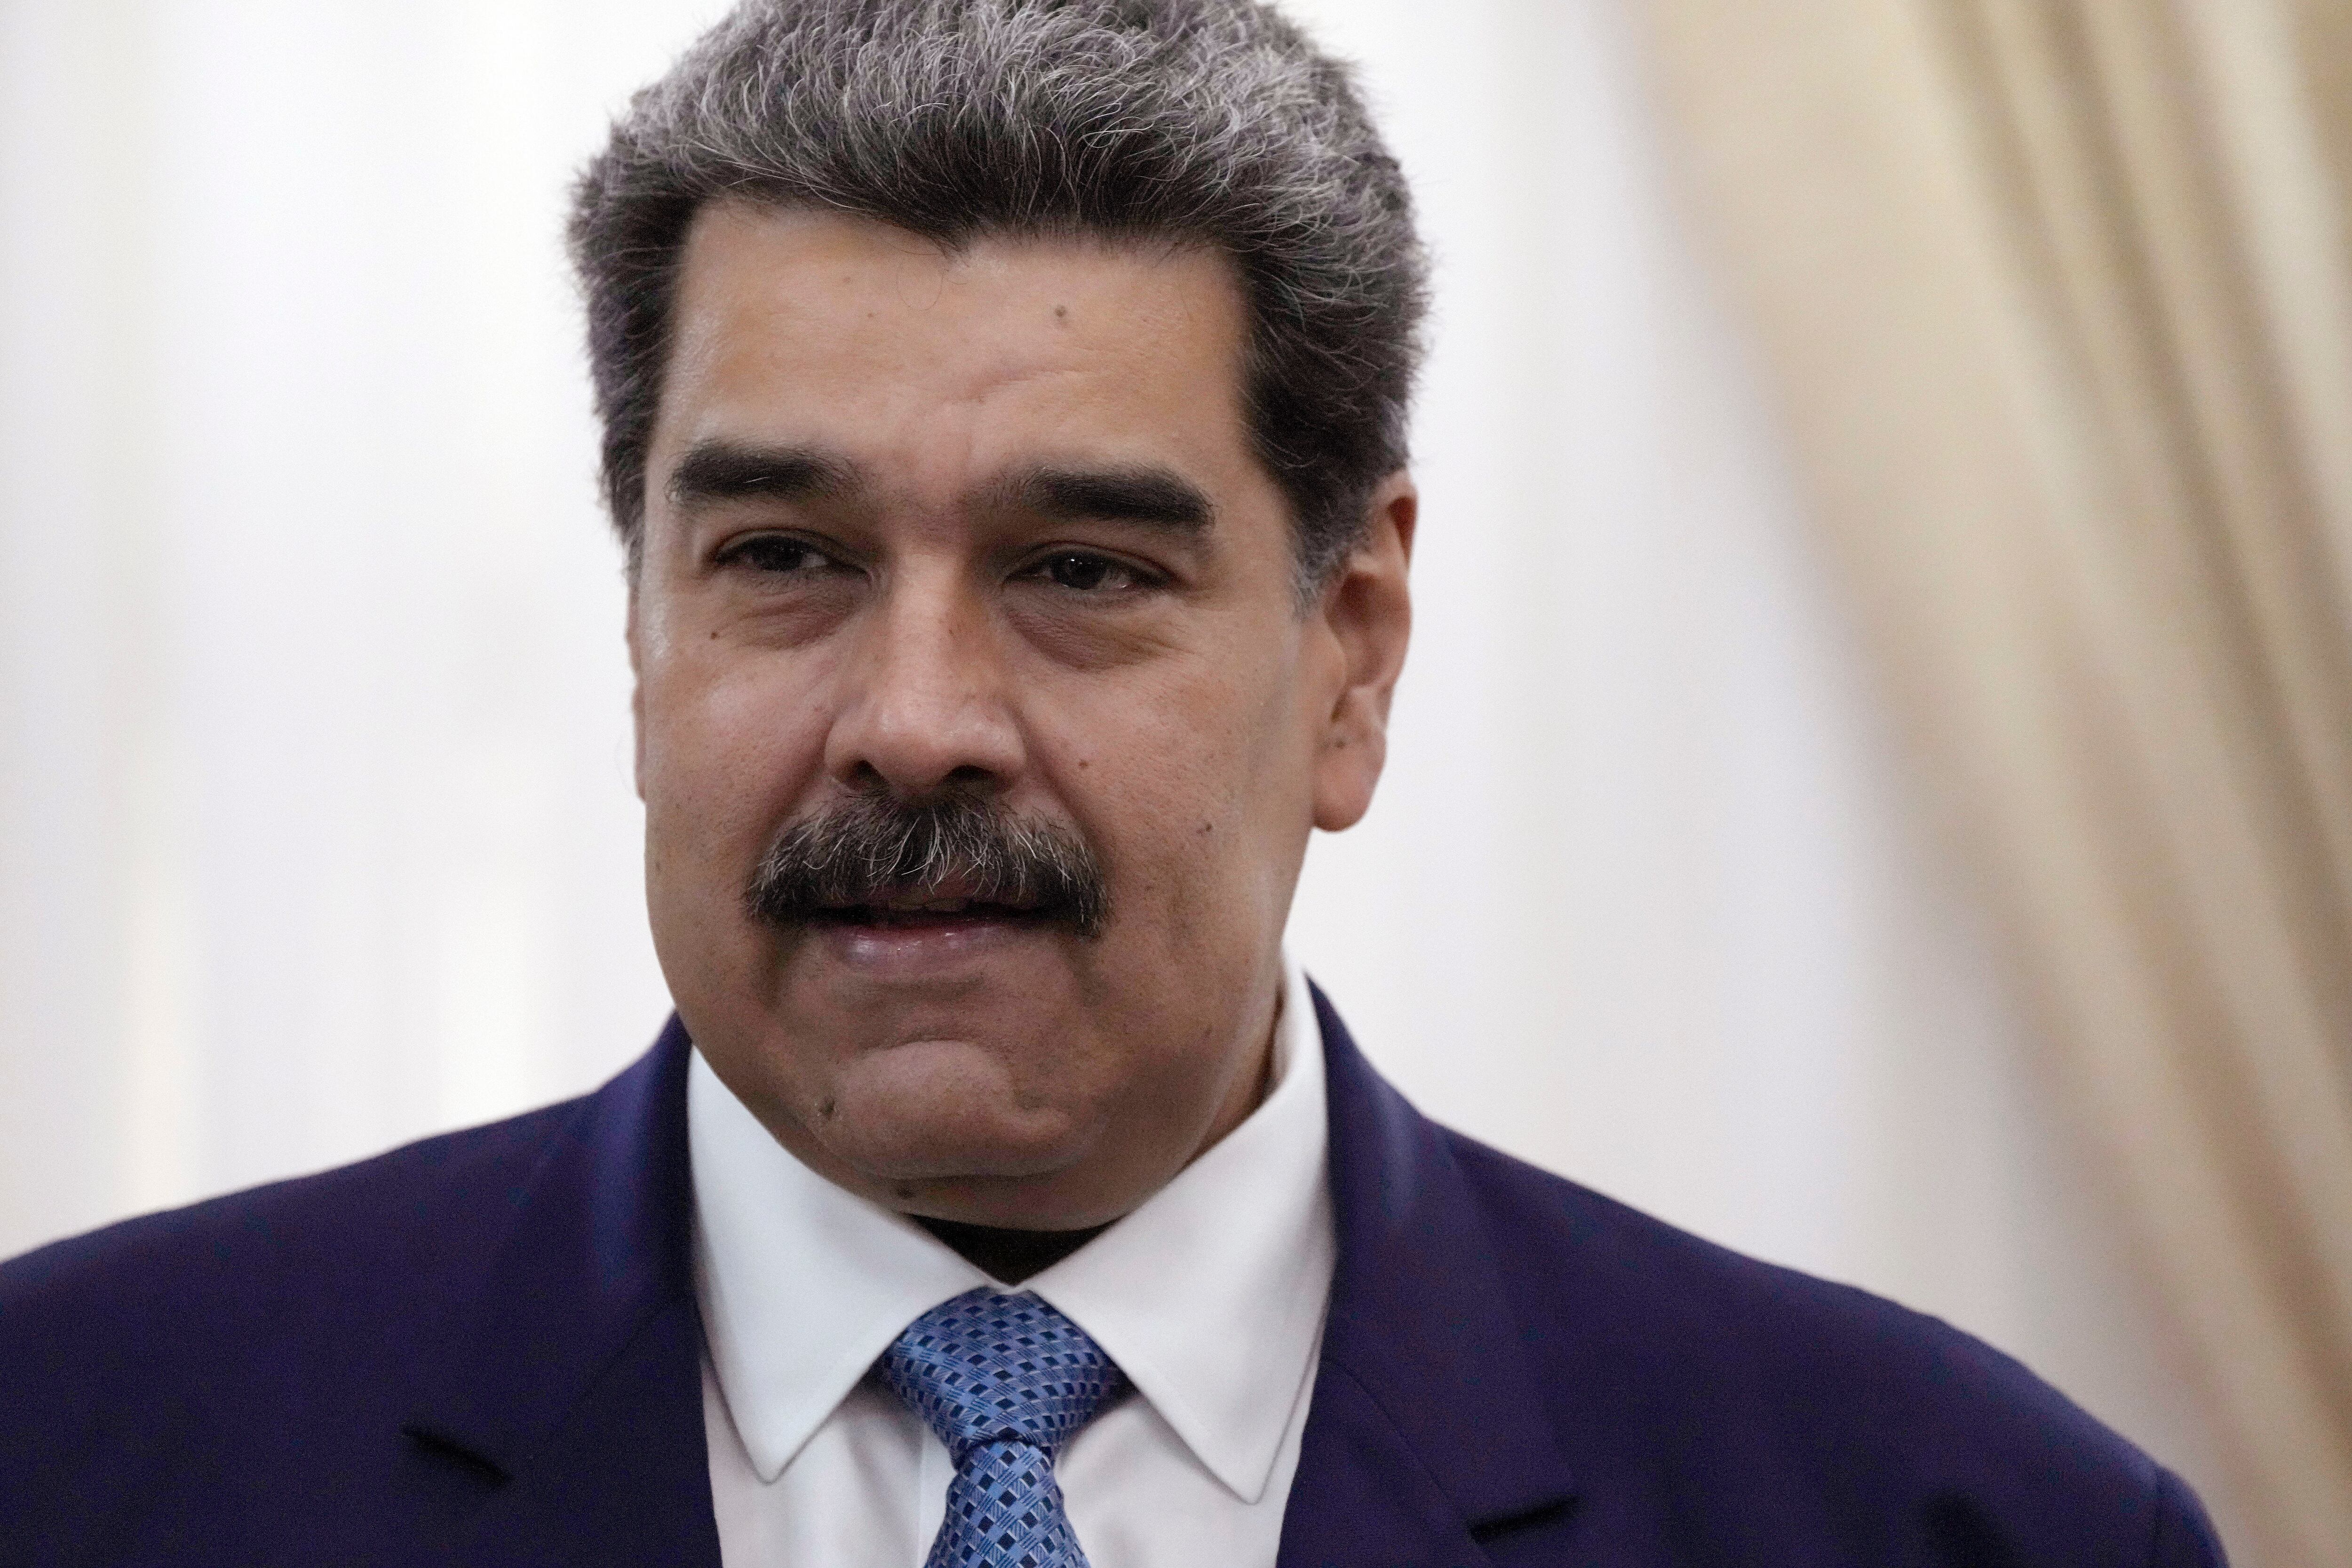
[{"x1": 567, "y1": 0, "x2": 1427, "y2": 586}]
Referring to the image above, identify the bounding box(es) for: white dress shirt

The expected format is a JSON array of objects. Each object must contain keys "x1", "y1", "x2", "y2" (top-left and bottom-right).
[{"x1": 691, "y1": 958, "x2": 1335, "y2": 1568}]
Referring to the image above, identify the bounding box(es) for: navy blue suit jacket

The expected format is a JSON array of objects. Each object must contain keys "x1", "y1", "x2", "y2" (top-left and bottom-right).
[{"x1": 2, "y1": 991, "x2": 2226, "y2": 1566}]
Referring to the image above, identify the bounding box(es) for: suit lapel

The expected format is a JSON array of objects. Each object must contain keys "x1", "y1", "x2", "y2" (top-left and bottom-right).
[
  {"x1": 399, "y1": 1018, "x2": 722, "y2": 1568},
  {"x1": 1278, "y1": 987, "x2": 1580, "y2": 1568}
]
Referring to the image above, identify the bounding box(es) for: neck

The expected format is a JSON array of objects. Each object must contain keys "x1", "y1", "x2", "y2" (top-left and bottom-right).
[{"x1": 914, "y1": 1214, "x2": 1114, "y2": 1283}]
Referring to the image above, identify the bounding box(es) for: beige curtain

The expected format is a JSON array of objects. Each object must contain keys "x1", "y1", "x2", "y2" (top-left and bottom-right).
[{"x1": 1632, "y1": 1, "x2": 2352, "y2": 1564}]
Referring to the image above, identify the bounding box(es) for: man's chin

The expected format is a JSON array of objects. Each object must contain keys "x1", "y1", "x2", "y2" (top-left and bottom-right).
[
  {"x1": 797, "y1": 1040, "x2": 1104, "y2": 1189},
  {"x1": 828, "y1": 1123, "x2": 1088, "y2": 1186}
]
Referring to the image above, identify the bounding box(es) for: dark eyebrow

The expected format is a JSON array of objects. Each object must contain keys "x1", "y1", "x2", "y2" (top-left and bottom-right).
[
  {"x1": 666, "y1": 440, "x2": 860, "y2": 508},
  {"x1": 1004, "y1": 464, "x2": 1216, "y2": 532}
]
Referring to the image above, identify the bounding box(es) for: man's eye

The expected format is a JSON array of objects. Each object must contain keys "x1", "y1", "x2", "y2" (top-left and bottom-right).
[
  {"x1": 721, "y1": 535, "x2": 836, "y2": 576},
  {"x1": 1029, "y1": 552, "x2": 1147, "y2": 593}
]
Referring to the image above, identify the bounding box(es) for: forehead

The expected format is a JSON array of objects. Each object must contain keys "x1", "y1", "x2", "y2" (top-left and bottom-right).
[{"x1": 653, "y1": 203, "x2": 1257, "y2": 498}]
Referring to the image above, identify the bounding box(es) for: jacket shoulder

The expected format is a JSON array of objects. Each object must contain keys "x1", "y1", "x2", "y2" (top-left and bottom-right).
[
  {"x1": 0, "y1": 1093, "x2": 596, "y2": 1526},
  {"x1": 2, "y1": 1093, "x2": 589, "y2": 1322},
  {"x1": 1439, "y1": 1129, "x2": 2226, "y2": 1563}
]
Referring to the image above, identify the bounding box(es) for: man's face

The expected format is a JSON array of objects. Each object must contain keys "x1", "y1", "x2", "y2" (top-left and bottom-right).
[{"x1": 631, "y1": 205, "x2": 1411, "y2": 1229}]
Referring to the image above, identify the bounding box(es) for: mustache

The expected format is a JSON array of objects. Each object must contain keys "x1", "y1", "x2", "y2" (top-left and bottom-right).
[{"x1": 745, "y1": 792, "x2": 1111, "y2": 939}]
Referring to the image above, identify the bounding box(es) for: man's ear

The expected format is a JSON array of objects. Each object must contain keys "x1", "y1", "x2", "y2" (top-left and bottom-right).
[{"x1": 1311, "y1": 471, "x2": 1415, "y2": 833}]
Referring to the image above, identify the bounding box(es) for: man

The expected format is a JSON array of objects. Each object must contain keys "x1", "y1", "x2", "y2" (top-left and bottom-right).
[{"x1": 0, "y1": 2, "x2": 2226, "y2": 1564}]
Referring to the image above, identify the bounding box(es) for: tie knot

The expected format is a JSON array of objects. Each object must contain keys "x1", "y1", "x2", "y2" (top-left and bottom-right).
[{"x1": 878, "y1": 1288, "x2": 1128, "y2": 1465}]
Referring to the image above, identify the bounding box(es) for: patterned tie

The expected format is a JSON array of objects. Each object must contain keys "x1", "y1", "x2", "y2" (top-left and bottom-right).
[{"x1": 878, "y1": 1287, "x2": 1130, "y2": 1568}]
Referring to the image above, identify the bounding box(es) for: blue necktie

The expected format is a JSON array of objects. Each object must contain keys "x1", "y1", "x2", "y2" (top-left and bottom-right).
[{"x1": 878, "y1": 1287, "x2": 1129, "y2": 1568}]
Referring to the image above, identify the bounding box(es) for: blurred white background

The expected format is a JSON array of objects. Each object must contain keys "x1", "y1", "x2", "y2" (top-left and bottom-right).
[{"x1": 0, "y1": 0, "x2": 2244, "y2": 1549}]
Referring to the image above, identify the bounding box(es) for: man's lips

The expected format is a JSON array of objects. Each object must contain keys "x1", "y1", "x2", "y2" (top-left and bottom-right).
[{"x1": 803, "y1": 896, "x2": 1058, "y2": 979}]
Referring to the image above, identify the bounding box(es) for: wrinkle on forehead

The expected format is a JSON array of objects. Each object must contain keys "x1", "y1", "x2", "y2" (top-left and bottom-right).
[
  {"x1": 652, "y1": 205, "x2": 1256, "y2": 516},
  {"x1": 670, "y1": 202, "x2": 1244, "y2": 372}
]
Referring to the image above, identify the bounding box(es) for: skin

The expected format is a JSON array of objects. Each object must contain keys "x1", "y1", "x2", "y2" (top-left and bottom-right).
[{"x1": 632, "y1": 203, "x2": 1414, "y2": 1232}]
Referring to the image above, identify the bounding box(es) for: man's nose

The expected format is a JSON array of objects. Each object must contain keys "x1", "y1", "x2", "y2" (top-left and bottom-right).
[{"x1": 823, "y1": 566, "x2": 1025, "y2": 800}]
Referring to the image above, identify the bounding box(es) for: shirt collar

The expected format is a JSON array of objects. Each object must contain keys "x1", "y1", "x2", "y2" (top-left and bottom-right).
[{"x1": 689, "y1": 957, "x2": 1334, "y2": 1504}]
